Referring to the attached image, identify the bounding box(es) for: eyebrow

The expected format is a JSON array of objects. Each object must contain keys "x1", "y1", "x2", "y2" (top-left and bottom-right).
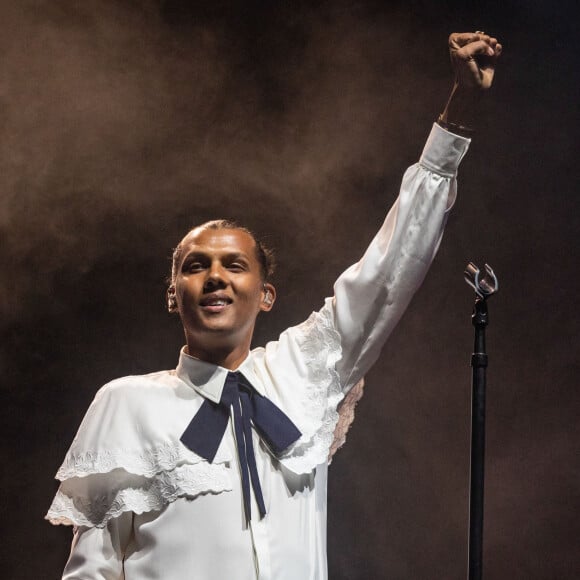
[{"x1": 181, "y1": 251, "x2": 251, "y2": 263}]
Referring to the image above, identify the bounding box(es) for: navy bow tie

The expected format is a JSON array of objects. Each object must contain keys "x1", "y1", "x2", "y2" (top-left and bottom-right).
[{"x1": 180, "y1": 371, "x2": 302, "y2": 520}]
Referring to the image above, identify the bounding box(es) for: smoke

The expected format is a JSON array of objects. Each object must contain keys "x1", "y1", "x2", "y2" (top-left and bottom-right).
[
  {"x1": 0, "y1": 0, "x2": 447, "y2": 327},
  {"x1": 3, "y1": 2, "x2": 578, "y2": 579}
]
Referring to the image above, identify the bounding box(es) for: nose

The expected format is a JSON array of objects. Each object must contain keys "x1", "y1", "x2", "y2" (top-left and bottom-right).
[{"x1": 203, "y1": 261, "x2": 227, "y2": 291}]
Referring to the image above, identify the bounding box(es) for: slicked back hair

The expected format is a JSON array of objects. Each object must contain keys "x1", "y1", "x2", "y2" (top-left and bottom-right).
[{"x1": 169, "y1": 219, "x2": 276, "y2": 287}]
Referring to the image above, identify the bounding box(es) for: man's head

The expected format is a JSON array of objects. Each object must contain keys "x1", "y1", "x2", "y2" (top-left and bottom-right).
[
  {"x1": 167, "y1": 220, "x2": 277, "y2": 367},
  {"x1": 169, "y1": 220, "x2": 275, "y2": 299}
]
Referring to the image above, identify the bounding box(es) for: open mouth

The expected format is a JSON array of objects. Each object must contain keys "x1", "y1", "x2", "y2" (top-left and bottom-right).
[{"x1": 199, "y1": 294, "x2": 233, "y2": 311}]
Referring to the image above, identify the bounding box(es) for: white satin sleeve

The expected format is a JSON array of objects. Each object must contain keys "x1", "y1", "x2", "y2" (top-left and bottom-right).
[
  {"x1": 333, "y1": 123, "x2": 470, "y2": 390},
  {"x1": 61, "y1": 514, "x2": 132, "y2": 580},
  {"x1": 258, "y1": 124, "x2": 470, "y2": 472}
]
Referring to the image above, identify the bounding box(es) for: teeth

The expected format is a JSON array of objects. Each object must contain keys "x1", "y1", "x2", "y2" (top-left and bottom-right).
[{"x1": 206, "y1": 300, "x2": 227, "y2": 306}]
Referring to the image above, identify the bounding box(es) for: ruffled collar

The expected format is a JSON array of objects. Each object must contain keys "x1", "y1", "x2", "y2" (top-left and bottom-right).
[{"x1": 175, "y1": 346, "x2": 265, "y2": 403}]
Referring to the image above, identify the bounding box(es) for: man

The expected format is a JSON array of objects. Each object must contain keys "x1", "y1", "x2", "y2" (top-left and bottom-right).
[{"x1": 47, "y1": 32, "x2": 502, "y2": 579}]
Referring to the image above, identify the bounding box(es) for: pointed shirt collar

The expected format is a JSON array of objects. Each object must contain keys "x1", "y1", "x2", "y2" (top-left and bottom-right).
[{"x1": 175, "y1": 346, "x2": 264, "y2": 403}]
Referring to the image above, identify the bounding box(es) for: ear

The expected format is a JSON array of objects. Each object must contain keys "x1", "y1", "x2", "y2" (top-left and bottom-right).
[
  {"x1": 260, "y1": 283, "x2": 276, "y2": 312},
  {"x1": 167, "y1": 285, "x2": 178, "y2": 313}
]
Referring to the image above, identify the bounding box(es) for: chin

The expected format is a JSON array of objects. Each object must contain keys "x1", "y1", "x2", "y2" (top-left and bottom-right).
[{"x1": 199, "y1": 318, "x2": 243, "y2": 335}]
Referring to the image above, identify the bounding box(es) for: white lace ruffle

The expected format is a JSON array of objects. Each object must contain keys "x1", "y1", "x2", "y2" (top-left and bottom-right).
[
  {"x1": 56, "y1": 440, "x2": 217, "y2": 481},
  {"x1": 329, "y1": 378, "x2": 365, "y2": 462},
  {"x1": 48, "y1": 301, "x2": 362, "y2": 528},
  {"x1": 46, "y1": 462, "x2": 232, "y2": 528},
  {"x1": 278, "y1": 304, "x2": 346, "y2": 473}
]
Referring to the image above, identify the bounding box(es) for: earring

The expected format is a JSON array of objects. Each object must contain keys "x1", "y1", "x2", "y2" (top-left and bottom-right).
[{"x1": 167, "y1": 287, "x2": 178, "y2": 312}]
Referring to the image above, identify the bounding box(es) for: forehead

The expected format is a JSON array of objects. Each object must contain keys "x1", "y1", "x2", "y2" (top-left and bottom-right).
[{"x1": 179, "y1": 228, "x2": 258, "y2": 259}]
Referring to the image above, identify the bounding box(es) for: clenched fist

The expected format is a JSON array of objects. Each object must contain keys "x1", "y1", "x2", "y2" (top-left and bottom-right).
[{"x1": 439, "y1": 31, "x2": 503, "y2": 135}]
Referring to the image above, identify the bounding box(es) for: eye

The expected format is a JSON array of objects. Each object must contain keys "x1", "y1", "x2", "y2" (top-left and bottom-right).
[
  {"x1": 227, "y1": 262, "x2": 247, "y2": 272},
  {"x1": 183, "y1": 261, "x2": 205, "y2": 273}
]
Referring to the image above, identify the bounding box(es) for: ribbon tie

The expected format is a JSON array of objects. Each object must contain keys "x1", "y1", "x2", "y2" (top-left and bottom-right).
[{"x1": 180, "y1": 371, "x2": 301, "y2": 520}]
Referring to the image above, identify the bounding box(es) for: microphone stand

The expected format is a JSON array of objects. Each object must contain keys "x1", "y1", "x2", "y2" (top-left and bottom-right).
[{"x1": 463, "y1": 263, "x2": 498, "y2": 580}]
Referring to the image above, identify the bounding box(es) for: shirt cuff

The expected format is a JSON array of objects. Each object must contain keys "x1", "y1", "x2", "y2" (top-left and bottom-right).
[{"x1": 419, "y1": 123, "x2": 471, "y2": 178}]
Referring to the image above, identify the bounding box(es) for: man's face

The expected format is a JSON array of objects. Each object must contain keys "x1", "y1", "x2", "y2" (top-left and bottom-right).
[{"x1": 172, "y1": 227, "x2": 275, "y2": 358}]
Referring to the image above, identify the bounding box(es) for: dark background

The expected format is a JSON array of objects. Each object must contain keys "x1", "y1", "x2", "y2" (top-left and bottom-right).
[{"x1": 1, "y1": 1, "x2": 578, "y2": 578}]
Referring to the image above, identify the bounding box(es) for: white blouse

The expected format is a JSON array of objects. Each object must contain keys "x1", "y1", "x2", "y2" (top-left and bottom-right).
[{"x1": 46, "y1": 124, "x2": 470, "y2": 580}]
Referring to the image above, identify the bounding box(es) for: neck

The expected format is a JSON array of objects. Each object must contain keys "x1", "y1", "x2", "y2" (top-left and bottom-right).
[{"x1": 185, "y1": 336, "x2": 251, "y2": 370}]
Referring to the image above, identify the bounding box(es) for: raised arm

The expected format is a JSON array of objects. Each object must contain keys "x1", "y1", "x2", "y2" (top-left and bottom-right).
[{"x1": 334, "y1": 32, "x2": 502, "y2": 390}]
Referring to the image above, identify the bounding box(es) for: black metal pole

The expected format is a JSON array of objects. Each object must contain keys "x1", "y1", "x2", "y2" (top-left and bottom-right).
[
  {"x1": 463, "y1": 262, "x2": 498, "y2": 580},
  {"x1": 469, "y1": 297, "x2": 488, "y2": 580}
]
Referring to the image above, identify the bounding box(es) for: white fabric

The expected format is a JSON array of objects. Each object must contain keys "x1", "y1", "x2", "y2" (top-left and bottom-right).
[{"x1": 46, "y1": 123, "x2": 470, "y2": 580}]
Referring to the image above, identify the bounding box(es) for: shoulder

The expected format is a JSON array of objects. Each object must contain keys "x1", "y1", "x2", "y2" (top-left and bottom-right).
[
  {"x1": 79, "y1": 369, "x2": 190, "y2": 439},
  {"x1": 253, "y1": 298, "x2": 339, "y2": 369},
  {"x1": 98, "y1": 368, "x2": 177, "y2": 393},
  {"x1": 91, "y1": 369, "x2": 181, "y2": 406}
]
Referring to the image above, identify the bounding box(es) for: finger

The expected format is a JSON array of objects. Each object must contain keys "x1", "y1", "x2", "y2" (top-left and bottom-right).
[
  {"x1": 475, "y1": 39, "x2": 502, "y2": 59},
  {"x1": 449, "y1": 32, "x2": 492, "y2": 49},
  {"x1": 457, "y1": 39, "x2": 496, "y2": 60},
  {"x1": 484, "y1": 42, "x2": 503, "y2": 68}
]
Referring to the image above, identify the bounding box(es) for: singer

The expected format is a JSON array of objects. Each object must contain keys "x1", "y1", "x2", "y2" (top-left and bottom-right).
[{"x1": 47, "y1": 32, "x2": 502, "y2": 579}]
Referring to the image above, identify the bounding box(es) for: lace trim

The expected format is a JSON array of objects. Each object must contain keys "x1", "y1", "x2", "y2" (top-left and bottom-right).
[
  {"x1": 46, "y1": 463, "x2": 232, "y2": 528},
  {"x1": 279, "y1": 305, "x2": 345, "y2": 472},
  {"x1": 56, "y1": 441, "x2": 224, "y2": 481},
  {"x1": 329, "y1": 378, "x2": 365, "y2": 462}
]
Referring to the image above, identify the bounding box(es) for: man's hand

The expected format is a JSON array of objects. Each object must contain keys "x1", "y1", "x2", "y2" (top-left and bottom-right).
[
  {"x1": 439, "y1": 32, "x2": 503, "y2": 134},
  {"x1": 449, "y1": 32, "x2": 502, "y2": 92}
]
